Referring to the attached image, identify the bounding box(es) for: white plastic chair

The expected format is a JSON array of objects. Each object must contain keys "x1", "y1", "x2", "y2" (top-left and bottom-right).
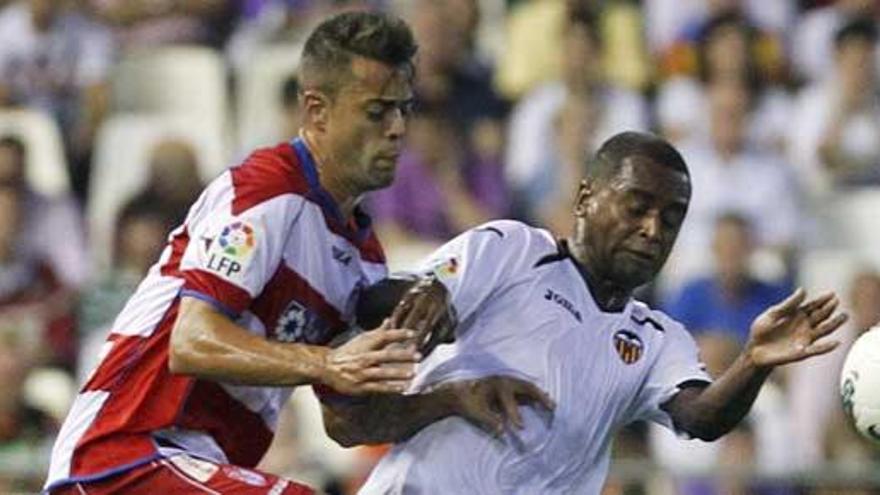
[
  {"x1": 235, "y1": 43, "x2": 301, "y2": 153},
  {"x1": 88, "y1": 113, "x2": 229, "y2": 269},
  {"x1": 111, "y1": 46, "x2": 230, "y2": 130},
  {"x1": 828, "y1": 188, "x2": 880, "y2": 265},
  {"x1": 0, "y1": 109, "x2": 70, "y2": 197}
]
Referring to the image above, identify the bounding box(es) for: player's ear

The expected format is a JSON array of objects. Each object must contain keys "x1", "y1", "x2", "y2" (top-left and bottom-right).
[
  {"x1": 302, "y1": 89, "x2": 330, "y2": 132},
  {"x1": 573, "y1": 179, "x2": 593, "y2": 217}
]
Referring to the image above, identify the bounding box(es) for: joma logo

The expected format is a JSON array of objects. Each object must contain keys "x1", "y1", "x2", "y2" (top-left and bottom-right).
[{"x1": 544, "y1": 289, "x2": 582, "y2": 322}]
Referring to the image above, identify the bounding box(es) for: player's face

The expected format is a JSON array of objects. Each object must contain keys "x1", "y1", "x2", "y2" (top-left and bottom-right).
[
  {"x1": 324, "y1": 57, "x2": 414, "y2": 192},
  {"x1": 577, "y1": 156, "x2": 690, "y2": 288}
]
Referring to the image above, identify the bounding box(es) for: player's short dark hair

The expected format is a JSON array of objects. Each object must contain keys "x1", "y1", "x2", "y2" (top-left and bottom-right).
[
  {"x1": 0, "y1": 135, "x2": 26, "y2": 159},
  {"x1": 586, "y1": 131, "x2": 690, "y2": 181},
  {"x1": 834, "y1": 17, "x2": 878, "y2": 50},
  {"x1": 299, "y1": 11, "x2": 417, "y2": 97}
]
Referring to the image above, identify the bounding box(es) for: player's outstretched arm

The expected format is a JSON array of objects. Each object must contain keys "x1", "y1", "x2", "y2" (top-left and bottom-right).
[
  {"x1": 662, "y1": 288, "x2": 848, "y2": 441},
  {"x1": 321, "y1": 376, "x2": 555, "y2": 447},
  {"x1": 169, "y1": 296, "x2": 419, "y2": 395}
]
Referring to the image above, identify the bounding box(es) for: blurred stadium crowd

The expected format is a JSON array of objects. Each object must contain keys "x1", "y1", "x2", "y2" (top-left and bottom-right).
[{"x1": 1, "y1": 0, "x2": 880, "y2": 493}]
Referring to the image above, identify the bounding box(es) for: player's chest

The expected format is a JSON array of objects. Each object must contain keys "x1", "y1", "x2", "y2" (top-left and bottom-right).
[{"x1": 508, "y1": 281, "x2": 659, "y2": 409}]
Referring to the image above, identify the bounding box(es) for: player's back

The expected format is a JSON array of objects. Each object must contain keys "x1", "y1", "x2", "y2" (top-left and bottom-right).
[{"x1": 360, "y1": 221, "x2": 708, "y2": 494}]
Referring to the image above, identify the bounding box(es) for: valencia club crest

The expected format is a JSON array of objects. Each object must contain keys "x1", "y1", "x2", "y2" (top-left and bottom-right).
[{"x1": 613, "y1": 330, "x2": 644, "y2": 365}]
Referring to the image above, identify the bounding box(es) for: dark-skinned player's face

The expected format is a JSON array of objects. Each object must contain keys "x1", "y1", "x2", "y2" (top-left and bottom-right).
[
  {"x1": 323, "y1": 57, "x2": 413, "y2": 192},
  {"x1": 575, "y1": 156, "x2": 690, "y2": 288}
]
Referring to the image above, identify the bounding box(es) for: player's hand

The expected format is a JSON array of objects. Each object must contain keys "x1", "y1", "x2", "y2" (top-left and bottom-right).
[
  {"x1": 441, "y1": 376, "x2": 555, "y2": 437},
  {"x1": 746, "y1": 288, "x2": 849, "y2": 368},
  {"x1": 390, "y1": 275, "x2": 456, "y2": 355},
  {"x1": 323, "y1": 322, "x2": 421, "y2": 396}
]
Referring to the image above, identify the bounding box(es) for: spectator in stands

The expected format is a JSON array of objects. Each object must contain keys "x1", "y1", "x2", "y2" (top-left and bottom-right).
[
  {"x1": 0, "y1": 329, "x2": 56, "y2": 492},
  {"x1": 88, "y1": 0, "x2": 236, "y2": 49},
  {"x1": 665, "y1": 213, "x2": 791, "y2": 344},
  {"x1": 792, "y1": 0, "x2": 878, "y2": 84},
  {"x1": 0, "y1": 136, "x2": 88, "y2": 289},
  {"x1": 644, "y1": 0, "x2": 794, "y2": 58},
  {"x1": 0, "y1": 183, "x2": 75, "y2": 369},
  {"x1": 370, "y1": 107, "x2": 507, "y2": 247},
  {"x1": 409, "y1": 0, "x2": 507, "y2": 164},
  {"x1": 77, "y1": 196, "x2": 169, "y2": 382},
  {"x1": 790, "y1": 17, "x2": 880, "y2": 199},
  {"x1": 656, "y1": 10, "x2": 791, "y2": 151},
  {"x1": 0, "y1": 0, "x2": 113, "y2": 197},
  {"x1": 127, "y1": 137, "x2": 205, "y2": 228},
  {"x1": 505, "y1": 6, "x2": 647, "y2": 233},
  {"x1": 671, "y1": 79, "x2": 801, "y2": 284}
]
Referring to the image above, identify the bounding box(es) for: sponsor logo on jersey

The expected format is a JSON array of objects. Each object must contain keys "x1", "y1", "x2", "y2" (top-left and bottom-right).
[
  {"x1": 205, "y1": 220, "x2": 258, "y2": 281},
  {"x1": 168, "y1": 454, "x2": 219, "y2": 483},
  {"x1": 223, "y1": 466, "x2": 267, "y2": 487},
  {"x1": 275, "y1": 300, "x2": 327, "y2": 344},
  {"x1": 544, "y1": 289, "x2": 582, "y2": 322},
  {"x1": 613, "y1": 330, "x2": 643, "y2": 364}
]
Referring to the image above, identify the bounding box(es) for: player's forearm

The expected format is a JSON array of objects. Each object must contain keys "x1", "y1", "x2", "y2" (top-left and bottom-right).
[
  {"x1": 666, "y1": 352, "x2": 771, "y2": 441},
  {"x1": 169, "y1": 297, "x2": 329, "y2": 387},
  {"x1": 323, "y1": 388, "x2": 458, "y2": 447}
]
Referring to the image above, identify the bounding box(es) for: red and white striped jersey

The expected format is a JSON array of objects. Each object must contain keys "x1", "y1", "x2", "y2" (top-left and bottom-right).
[{"x1": 45, "y1": 138, "x2": 388, "y2": 491}]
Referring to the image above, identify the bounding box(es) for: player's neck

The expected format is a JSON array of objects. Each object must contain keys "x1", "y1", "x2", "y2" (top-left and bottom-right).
[
  {"x1": 300, "y1": 129, "x2": 361, "y2": 219},
  {"x1": 565, "y1": 238, "x2": 631, "y2": 312}
]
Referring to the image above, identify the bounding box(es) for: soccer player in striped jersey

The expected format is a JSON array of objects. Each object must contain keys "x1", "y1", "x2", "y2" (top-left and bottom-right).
[
  {"x1": 43, "y1": 12, "x2": 543, "y2": 495},
  {"x1": 321, "y1": 132, "x2": 849, "y2": 494}
]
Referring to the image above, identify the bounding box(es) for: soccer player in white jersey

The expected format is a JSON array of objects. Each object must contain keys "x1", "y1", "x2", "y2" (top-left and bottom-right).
[
  {"x1": 43, "y1": 12, "x2": 545, "y2": 495},
  {"x1": 320, "y1": 132, "x2": 849, "y2": 494}
]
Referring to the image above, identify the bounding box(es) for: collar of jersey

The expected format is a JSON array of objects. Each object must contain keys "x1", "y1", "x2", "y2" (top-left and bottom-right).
[
  {"x1": 290, "y1": 137, "x2": 373, "y2": 243},
  {"x1": 558, "y1": 239, "x2": 630, "y2": 315}
]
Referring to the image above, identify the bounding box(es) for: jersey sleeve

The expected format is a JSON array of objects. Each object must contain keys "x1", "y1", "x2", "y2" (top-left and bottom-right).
[
  {"x1": 177, "y1": 183, "x2": 304, "y2": 317},
  {"x1": 409, "y1": 221, "x2": 542, "y2": 329},
  {"x1": 629, "y1": 320, "x2": 712, "y2": 432}
]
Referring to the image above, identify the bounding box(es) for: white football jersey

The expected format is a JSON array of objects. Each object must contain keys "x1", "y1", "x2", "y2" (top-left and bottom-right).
[{"x1": 360, "y1": 220, "x2": 710, "y2": 495}]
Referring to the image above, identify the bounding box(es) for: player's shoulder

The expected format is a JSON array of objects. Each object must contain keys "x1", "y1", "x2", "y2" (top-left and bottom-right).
[
  {"x1": 629, "y1": 299, "x2": 690, "y2": 339},
  {"x1": 226, "y1": 141, "x2": 311, "y2": 214},
  {"x1": 460, "y1": 220, "x2": 557, "y2": 269},
  {"x1": 467, "y1": 220, "x2": 555, "y2": 248}
]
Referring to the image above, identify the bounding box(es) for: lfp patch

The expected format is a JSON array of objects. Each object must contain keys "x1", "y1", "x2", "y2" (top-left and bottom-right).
[
  {"x1": 205, "y1": 220, "x2": 259, "y2": 282},
  {"x1": 218, "y1": 221, "x2": 256, "y2": 258},
  {"x1": 613, "y1": 330, "x2": 644, "y2": 365}
]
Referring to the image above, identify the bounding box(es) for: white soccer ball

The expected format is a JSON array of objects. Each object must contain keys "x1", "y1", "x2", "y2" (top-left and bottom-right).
[{"x1": 840, "y1": 326, "x2": 880, "y2": 444}]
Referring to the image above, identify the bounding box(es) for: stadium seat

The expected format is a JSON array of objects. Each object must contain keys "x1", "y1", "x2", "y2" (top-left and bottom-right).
[
  {"x1": 798, "y1": 249, "x2": 863, "y2": 301},
  {"x1": 235, "y1": 43, "x2": 301, "y2": 153},
  {"x1": 827, "y1": 188, "x2": 880, "y2": 265},
  {"x1": 0, "y1": 109, "x2": 70, "y2": 197},
  {"x1": 111, "y1": 46, "x2": 230, "y2": 131},
  {"x1": 88, "y1": 113, "x2": 229, "y2": 269}
]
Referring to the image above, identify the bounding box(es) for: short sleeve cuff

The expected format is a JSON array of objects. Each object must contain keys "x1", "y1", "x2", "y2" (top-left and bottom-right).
[{"x1": 181, "y1": 269, "x2": 252, "y2": 315}]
